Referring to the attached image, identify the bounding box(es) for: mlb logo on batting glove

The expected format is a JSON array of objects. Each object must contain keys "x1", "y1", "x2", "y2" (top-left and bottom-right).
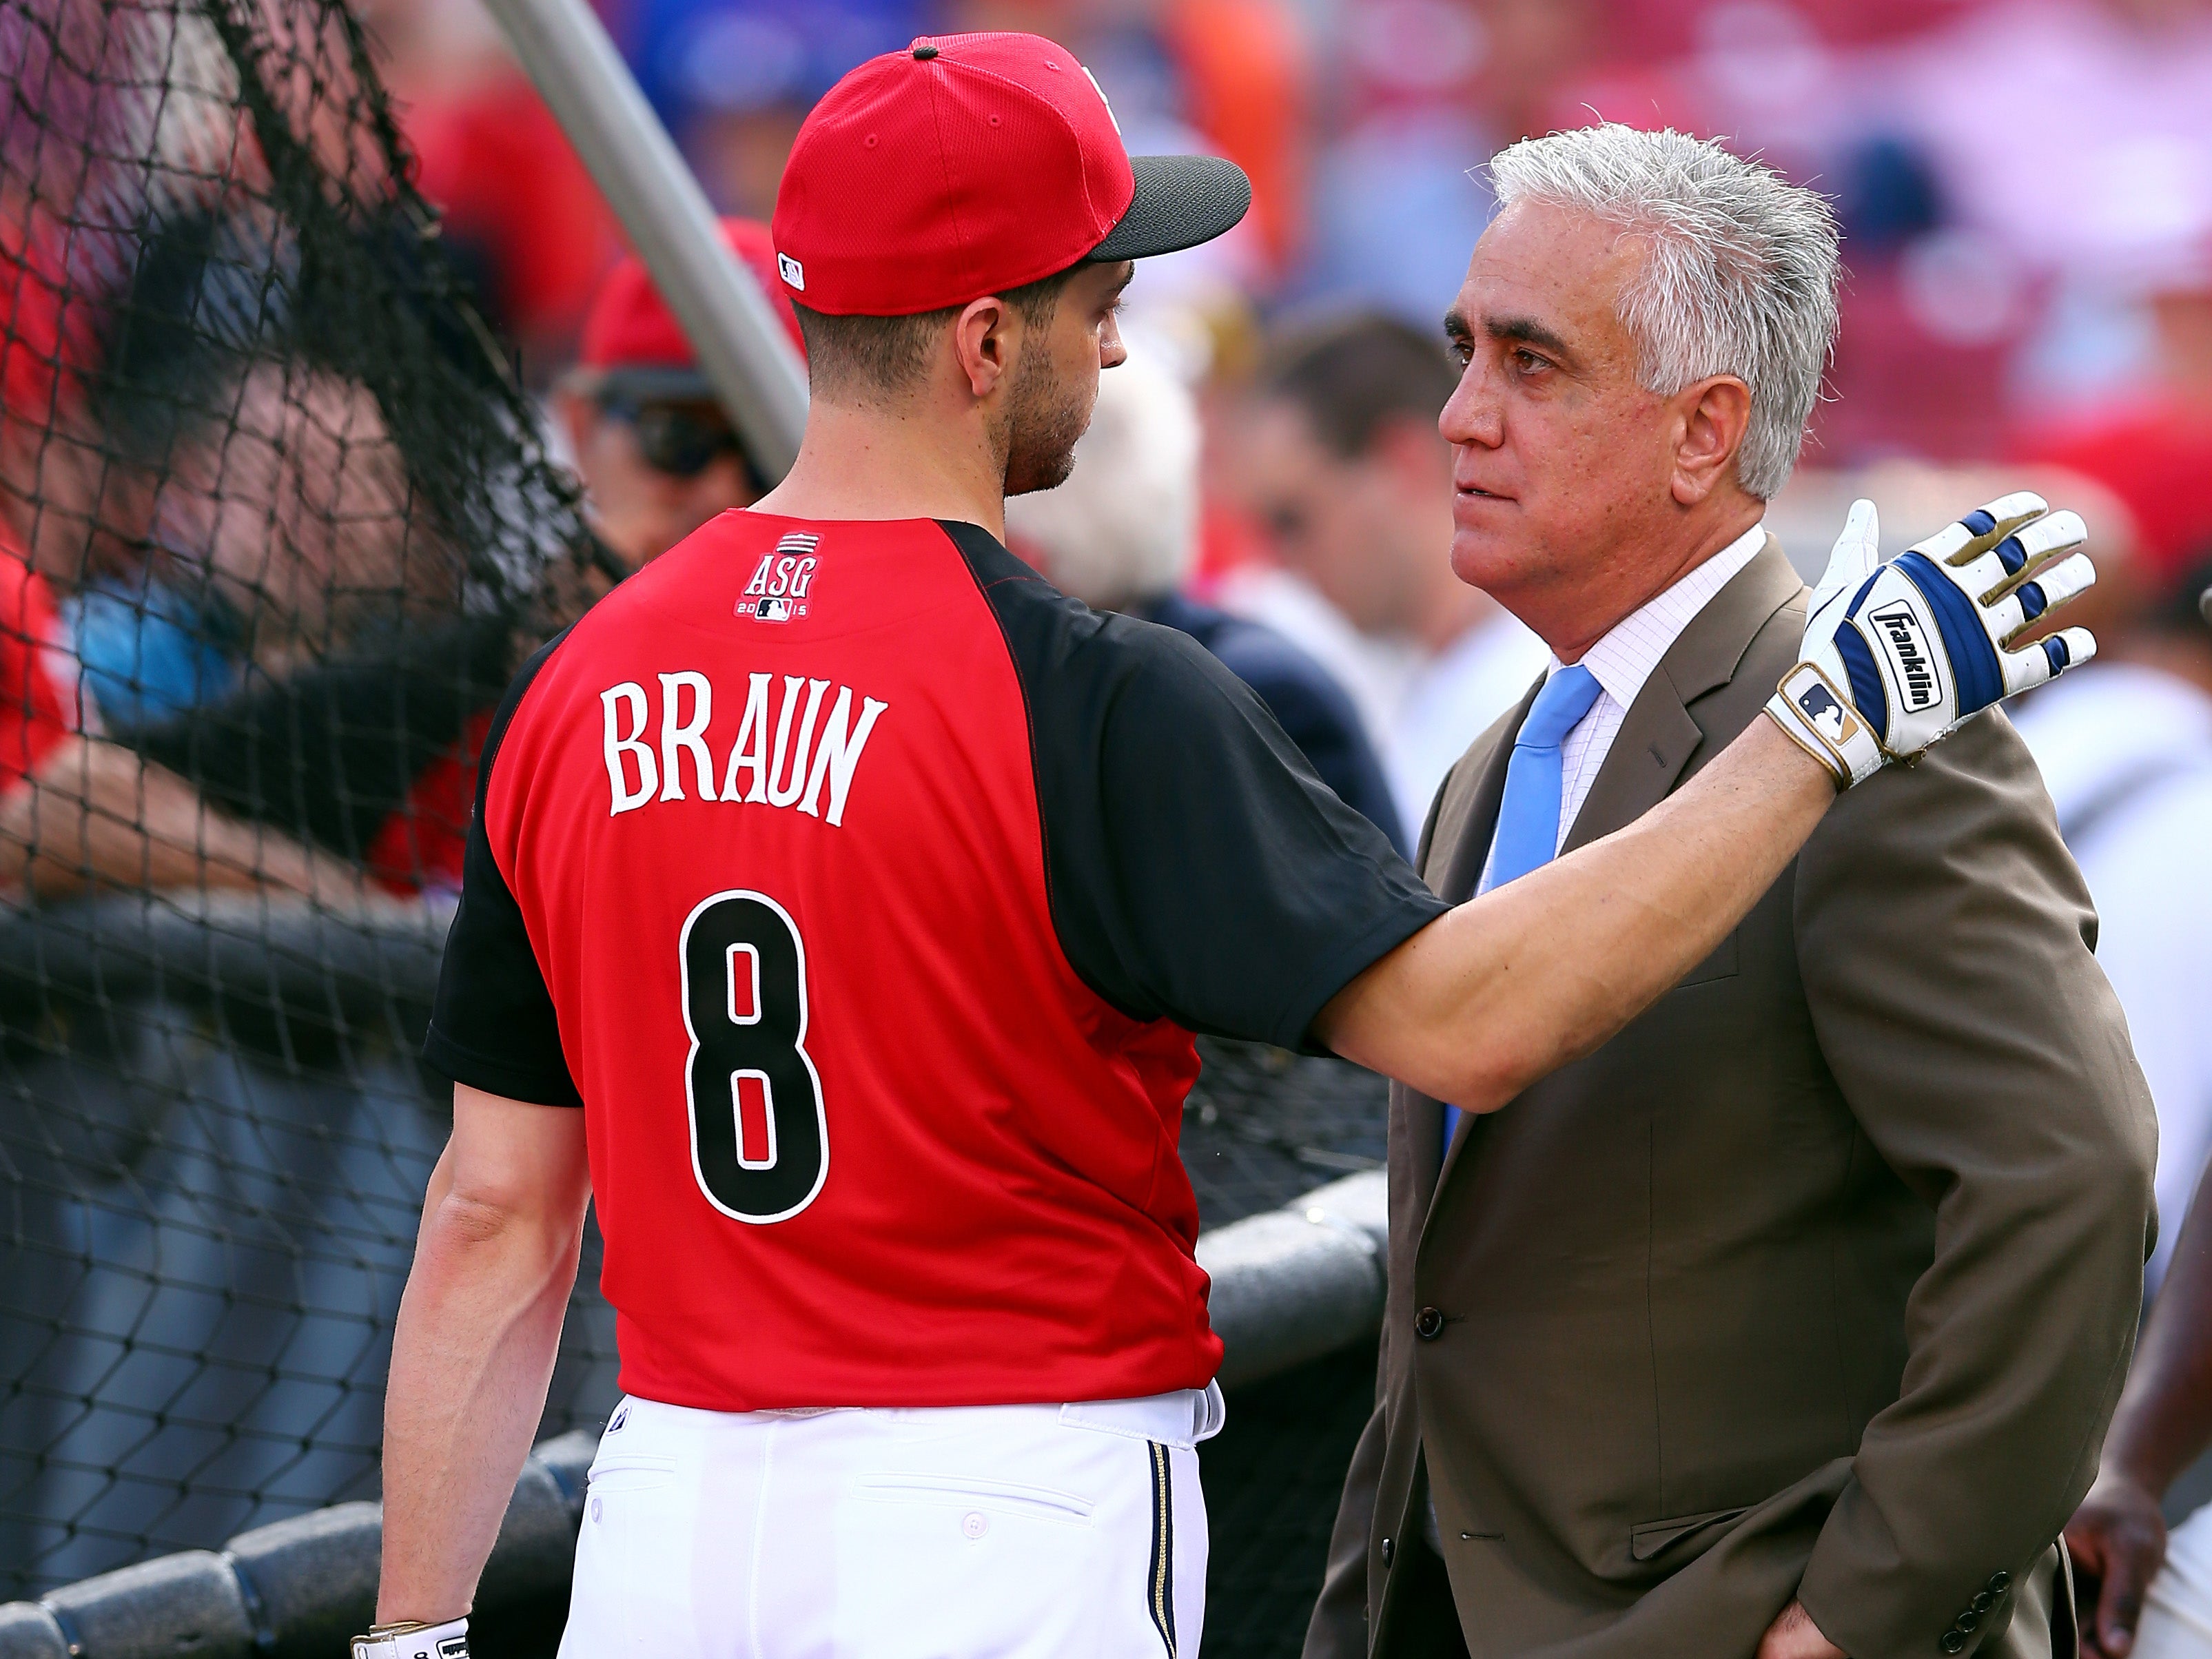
[{"x1": 1767, "y1": 494, "x2": 2097, "y2": 785}]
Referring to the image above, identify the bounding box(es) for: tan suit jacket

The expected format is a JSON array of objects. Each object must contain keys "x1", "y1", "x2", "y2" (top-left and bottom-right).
[{"x1": 1304, "y1": 544, "x2": 2157, "y2": 1659}]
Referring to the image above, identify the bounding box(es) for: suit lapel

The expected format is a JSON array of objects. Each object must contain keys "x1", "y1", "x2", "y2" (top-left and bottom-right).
[{"x1": 1563, "y1": 537, "x2": 1804, "y2": 853}]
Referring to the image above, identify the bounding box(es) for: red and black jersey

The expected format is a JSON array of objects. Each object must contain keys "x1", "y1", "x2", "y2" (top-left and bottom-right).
[{"x1": 424, "y1": 513, "x2": 1444, "y2": 1411}]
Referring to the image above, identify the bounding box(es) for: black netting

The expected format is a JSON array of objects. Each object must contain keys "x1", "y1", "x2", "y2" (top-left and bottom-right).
[{"x1": 0, "y1": 0, "x2": 1386, "y2": 1637}]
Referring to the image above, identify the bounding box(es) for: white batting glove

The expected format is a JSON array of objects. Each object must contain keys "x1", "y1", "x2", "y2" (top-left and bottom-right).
[
  {"x1": 351, "y1": 1618, "x2": 469, "y2": 1659},
  {"x1": 1766, "y1": 493, "x2": 2096, "y2": 786}
]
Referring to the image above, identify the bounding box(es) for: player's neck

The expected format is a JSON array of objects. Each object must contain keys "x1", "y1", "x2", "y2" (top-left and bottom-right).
[{"x1": 750, "y1": 399, "x2": 1008, "y2": 540}]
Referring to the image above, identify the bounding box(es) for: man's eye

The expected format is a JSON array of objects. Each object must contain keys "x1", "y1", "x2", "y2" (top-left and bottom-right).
[{"x1": 1514, "y1": 348, "x2": 1550, "y2": 373}]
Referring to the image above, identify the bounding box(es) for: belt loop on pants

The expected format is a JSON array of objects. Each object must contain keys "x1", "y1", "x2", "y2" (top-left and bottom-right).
[{"x1": 1058, "y1": 1382, "x2": 1227, "y2": 1448}]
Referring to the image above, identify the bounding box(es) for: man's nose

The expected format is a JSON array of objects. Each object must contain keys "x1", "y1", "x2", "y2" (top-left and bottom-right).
[
  {"x1": 1440, "y1": 360, "x2": 1503, "y2": 450},
  {"x1": 1099, "y1": 317, "x2": 1129, "y2": 369}
]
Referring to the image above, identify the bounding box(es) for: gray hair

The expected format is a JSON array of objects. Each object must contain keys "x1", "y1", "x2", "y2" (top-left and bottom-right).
[{"x1": 1485, "y1": 124, "x2": 1840, "y2": 499}]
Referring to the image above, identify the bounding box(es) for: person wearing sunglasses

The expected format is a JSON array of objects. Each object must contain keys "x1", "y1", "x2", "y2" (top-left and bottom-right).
[{"x1": 553, "y1": 216, "x2": 803, "y2": 572}]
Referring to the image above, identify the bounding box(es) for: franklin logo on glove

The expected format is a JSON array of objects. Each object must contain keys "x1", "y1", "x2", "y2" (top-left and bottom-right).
[
  {"x1": 1869, "y1": 602, "x2": 1940, "y2": 712},
  {"x1": 1764, "y1": 492, "x2": 2096, "y2": 787}
]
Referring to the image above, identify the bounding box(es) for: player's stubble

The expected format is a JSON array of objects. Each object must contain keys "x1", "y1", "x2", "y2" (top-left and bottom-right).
[{"x1": 999, "y1": 324, "x2": 1096, "y2": 499}]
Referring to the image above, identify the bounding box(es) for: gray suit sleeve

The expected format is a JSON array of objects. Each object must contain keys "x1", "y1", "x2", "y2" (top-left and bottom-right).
[{"x1": 1790, "y1": 709, "x2": 2157, "y2": 1656}]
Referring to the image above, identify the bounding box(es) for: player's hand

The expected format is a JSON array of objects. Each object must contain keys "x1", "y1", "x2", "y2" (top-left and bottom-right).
[
  {"x1": 2067, "y1": 1470, "x2": 2169, "y2": 1658},
  {"x1": 1765, "y1": 493, "x2": 2096, "y2": 786}
]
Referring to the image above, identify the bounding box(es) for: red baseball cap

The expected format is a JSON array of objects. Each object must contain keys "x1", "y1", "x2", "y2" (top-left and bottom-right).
[
  {"x1": 578, "y1": 216, "x2": 806, "y2": 398},
  {"x1": 771, "y1": 32, "x2": 1251, "y2": 318}
]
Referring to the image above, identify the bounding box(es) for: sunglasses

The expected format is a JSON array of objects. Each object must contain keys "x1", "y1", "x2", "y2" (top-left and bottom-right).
[{"x1": 599, "y1": 395, "x2": 755, "y2": 483}]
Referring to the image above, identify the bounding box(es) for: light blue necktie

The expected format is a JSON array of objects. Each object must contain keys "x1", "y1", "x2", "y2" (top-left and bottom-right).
[{"x1": 1442, "y1": 663, "x2": 1603, "y2": 1160}]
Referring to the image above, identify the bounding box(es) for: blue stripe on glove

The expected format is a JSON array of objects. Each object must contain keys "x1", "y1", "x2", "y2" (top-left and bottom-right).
[{"x1": 1894, "y1": 550, "x2": 2005, "y2": 717}]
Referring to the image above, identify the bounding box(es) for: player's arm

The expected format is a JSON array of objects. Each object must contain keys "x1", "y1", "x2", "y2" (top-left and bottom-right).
[
  {"x1": 1318, "y1": 493, "x2": 2097, "y2": 1113},
  {"x1": 0, "y1": 732, "x2": 351, "y2": 898},
  {"x1": 374, "y1": 1084, "x2": 591, "y2": 1629},
  {"x1": 1317, "y1": 715, "x2": 1825, "y2": 1109}
]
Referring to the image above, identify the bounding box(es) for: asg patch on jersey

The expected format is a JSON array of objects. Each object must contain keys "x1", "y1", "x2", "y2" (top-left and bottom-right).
[{"x1": 737, "y1": 533, "x2": 821, "y2": 623}]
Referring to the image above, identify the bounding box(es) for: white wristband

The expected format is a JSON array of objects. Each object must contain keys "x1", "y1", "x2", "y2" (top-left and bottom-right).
[
  {"x1": 1765, "y1": 663, "x2": 1883, "y2": 788},
  {"x1": 350, "y1": 1618, "x2": 470, "y2": 1659}
]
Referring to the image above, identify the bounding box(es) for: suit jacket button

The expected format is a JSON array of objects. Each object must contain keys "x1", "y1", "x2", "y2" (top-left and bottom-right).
[
  {"x1": 1381, "y1": 1536, "x2": 1395, "y2": 1567},
  {"x1": 1415, "y1": 1307, "x2": 1445, "y2": 1340},
  {"x1": 1971, "y1": 1591, "x2": 1993, "y2": 1614},
  {"x1": 1940, "y1": 1631, "x2": 1966, "y2": 1653},
  {"x1": 1958, "y1": 1611, "x2": 1979, "y2": 1633},
  {"x1": 1987, "y1": 1570, "x2": 2010, "y2": 1594}
]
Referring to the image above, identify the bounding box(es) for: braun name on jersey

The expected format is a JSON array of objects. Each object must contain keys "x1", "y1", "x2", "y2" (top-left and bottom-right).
[{"x1": 600, "y1": 668, "x2": 889, "y2": 826}]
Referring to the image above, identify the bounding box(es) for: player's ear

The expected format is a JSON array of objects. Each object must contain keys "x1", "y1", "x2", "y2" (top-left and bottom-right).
[{"x1": 953, "y1": 295, "x2": 1015, "y2": 402}]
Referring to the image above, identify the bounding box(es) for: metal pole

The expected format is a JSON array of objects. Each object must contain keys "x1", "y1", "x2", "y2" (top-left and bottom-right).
[{"x1": 475, "y1": 0, "x2": 809, "y2": 478}]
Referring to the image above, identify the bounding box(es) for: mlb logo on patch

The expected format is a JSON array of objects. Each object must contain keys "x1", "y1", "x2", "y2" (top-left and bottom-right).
[{"x1": 737, "y1": 533, "x2": 821, "y2": 622}]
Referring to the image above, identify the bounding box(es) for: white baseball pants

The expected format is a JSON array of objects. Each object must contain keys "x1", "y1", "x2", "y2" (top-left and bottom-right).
[
  {"x1": 555, "y1": 1384, "x2": 1225, "y2": 1659},
  {"x1": 2133, "y1": 1502, "x2": 2212, "y2": 1657}
]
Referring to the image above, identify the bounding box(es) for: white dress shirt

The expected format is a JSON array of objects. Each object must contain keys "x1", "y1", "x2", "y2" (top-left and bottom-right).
[{"x1": 1479, "y1": 521, "x2": 1768, "y2": 891}]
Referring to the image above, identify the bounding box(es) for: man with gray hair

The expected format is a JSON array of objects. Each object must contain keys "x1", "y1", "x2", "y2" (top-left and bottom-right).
[{"x1": 1307, "y1": 123, "x2": 2155, "y2": 1659}]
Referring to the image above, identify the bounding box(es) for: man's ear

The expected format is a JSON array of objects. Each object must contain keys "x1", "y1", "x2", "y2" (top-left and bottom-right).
[
  {"x1": 952, "y1": 295, "x2": 1017, "y2": 401},
  {"x1": 1670, "y1": 375, "x2": 1752, "y2": 506}
]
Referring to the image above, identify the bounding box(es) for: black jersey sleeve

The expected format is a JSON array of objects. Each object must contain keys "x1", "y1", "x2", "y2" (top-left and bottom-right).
[
  {"x1": 420, "y1": 634, "x2": 584, "y2": 1108},
  {"x1": 947, "y1": 523, "x2": 1447, "y2": 1052}
]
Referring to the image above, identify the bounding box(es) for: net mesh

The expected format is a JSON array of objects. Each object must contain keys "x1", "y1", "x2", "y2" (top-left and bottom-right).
[{"x1": 0, "y1": 0, "x2": 1386, "y2": 1618}]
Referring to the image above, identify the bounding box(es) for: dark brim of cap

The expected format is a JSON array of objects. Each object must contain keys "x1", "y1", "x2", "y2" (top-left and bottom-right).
[
  {"x1": 1087, "y1": 154, "x2": 1251, "y2": 263},
  {"x1": 587, "y1": 364, "x2": 719, "y2": 404}
]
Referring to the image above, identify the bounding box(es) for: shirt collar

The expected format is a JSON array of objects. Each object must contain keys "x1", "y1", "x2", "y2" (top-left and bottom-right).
[{"x1": 1550, "y1": 520, "x2": 1768, "y2": 710}]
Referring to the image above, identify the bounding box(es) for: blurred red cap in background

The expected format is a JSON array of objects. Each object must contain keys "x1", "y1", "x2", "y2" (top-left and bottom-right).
[{"x1": 577, "y1": 216, "x2": 806, "y2": 395}]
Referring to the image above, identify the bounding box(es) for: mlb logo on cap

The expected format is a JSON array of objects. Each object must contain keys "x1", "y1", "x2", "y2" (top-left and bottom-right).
[{"x1": 772, "y1": 32, "x2": 1249, "y2": 318}]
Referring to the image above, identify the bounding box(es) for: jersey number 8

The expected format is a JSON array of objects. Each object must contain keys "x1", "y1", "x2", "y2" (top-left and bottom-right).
[{"x1": 678, "y1": 890, "x2": 828, "y2": 1223}]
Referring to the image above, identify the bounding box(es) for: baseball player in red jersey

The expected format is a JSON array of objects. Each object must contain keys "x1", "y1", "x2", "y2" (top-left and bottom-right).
[{"x1": 359, "y1": 32, "x2": 2101, "y2": 1659}]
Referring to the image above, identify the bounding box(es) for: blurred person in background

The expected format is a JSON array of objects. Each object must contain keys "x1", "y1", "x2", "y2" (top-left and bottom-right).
[
  {"x1": 2011, "y1": 553, "x2": 2212, "y2": 1300},
  {"x1": 2069, "y1": 1132, "x2": 2212, "y2": 1658},
  {"x1": 1235, "y1": 310, "x2": 1546, "y2": 842},
  {"x1": 553, "y1": 216, "x2": 803, "y2": 573},
  {"x1": 0, "y1": 537, "x2": 342, "y2": 900},
  {"x1": 1007, "y1": 340, "x2": 1403, "y2": 847},
  {"x1": 0, "y1": 192, "x2": 347, "y2": 899}
]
